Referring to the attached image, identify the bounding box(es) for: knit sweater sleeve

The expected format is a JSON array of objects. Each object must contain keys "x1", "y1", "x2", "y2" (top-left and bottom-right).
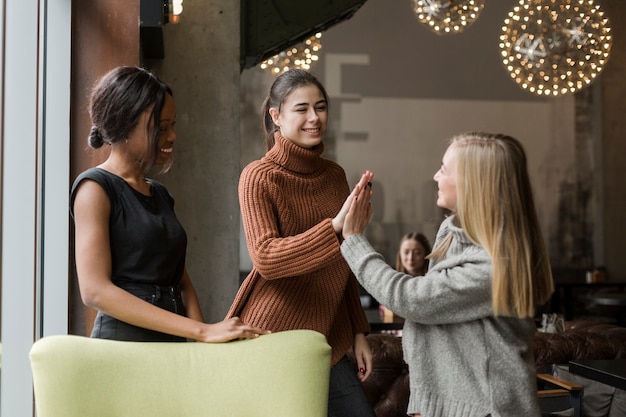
[
  {"x1": 344, "y1": 270, "x2": 372, "y2": 335},
  {"x1": 341, "y1": 234, "x2": 493, "y2": 325},
  {"x1": 239, "y1": 162, "x2": 344, "y2": 280}
]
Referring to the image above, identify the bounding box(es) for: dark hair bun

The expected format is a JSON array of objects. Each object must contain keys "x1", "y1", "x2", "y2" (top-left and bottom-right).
[{"x1": 88, "y1": 126, "x2": 105, "y2": 149}]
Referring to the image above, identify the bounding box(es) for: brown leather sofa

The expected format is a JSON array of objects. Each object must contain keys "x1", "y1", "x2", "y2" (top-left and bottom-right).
[
  {"x1": 348, "y1": 321, "x2": 626, "y2": 417},
  {"x1": 349, "y1": 334, "x2": 409, "y2": 417},
  {"x1": 533, "y1": 321, "x2": 626, "y2": 372}
]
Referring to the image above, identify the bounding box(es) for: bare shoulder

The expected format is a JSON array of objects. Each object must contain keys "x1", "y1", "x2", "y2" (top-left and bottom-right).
[{"x1": 73, "y1": 179, "x2": 110, "y2": 220}]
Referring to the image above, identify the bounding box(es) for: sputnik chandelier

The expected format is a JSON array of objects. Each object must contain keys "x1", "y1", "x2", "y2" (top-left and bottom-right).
[
  {"x1": 260, "y1": 33, "x2": 323, "y2": 75},
  {"x1": 499, "y1": 0, "x2": 612, "y2": 97},
  {"x1": 411, "y1": 0, "x2": 485, "y2": 35}
]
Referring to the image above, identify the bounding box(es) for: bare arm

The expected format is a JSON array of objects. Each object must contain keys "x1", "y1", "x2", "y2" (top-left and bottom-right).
[
  {"x1": 73, "y1": 180, "x2": 268, "y2": 342},
  {"x1": 180, "y1": 267, "x2": 204, "y2": 322}
]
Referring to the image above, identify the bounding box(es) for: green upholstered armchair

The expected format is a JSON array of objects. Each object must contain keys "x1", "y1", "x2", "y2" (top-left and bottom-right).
[{"x1": 29, "y1": 329, "x2": 331, "y2": 417}]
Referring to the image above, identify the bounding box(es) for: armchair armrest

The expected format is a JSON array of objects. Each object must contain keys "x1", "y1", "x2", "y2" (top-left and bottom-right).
[
  {"x1": 537, "y1": 373, "x2": 583, "y2": 395},
  {"x1": 537, "y1": 373, "x2": 583, "y2": 417}
]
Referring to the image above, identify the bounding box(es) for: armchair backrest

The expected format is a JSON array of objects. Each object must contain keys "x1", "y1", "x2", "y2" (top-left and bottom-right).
[{"x1": 30, "y1": 330, "x2": 331, "y2": 417}]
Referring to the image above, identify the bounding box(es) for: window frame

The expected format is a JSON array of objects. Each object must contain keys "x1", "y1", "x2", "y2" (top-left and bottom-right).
[{"x1": 1, "y1": 0, "x2": 71, "y2": 415}]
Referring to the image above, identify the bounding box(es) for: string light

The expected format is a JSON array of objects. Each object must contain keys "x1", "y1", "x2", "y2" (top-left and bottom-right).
[
  {"x1": 259, "y1": 33, "x2": 323, "y2": 75},
  {"x1": 499, "y1": 0, "x2": 612, "y2": 96},
  {"x1": 411, "y1": 0, "x2": 485, "y2": 35},
  {"x1": 166, "y1": 0, "x2": 183, "y2": 24}
]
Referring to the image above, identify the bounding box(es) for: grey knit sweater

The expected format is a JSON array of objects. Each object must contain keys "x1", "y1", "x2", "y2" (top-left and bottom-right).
[{"x1": 341, "y1": 215, "x2": 541, "y2": 417}]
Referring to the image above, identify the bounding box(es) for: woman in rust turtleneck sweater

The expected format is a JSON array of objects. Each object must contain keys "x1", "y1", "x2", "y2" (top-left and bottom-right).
[{"x1": 227, "y1": 69, "x2": 376, "y2": 417}]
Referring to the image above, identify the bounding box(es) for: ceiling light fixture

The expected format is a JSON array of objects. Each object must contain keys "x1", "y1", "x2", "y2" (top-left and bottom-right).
[
  {"x1": 259, "y1": 33, "x2": 323, "y2": 75},
  {"x1": 499, "y1": 0, "x2": 612, "y2": 97},
  {"x1": 410, "y1": 0, "x2": 485, "y2": 35},
  {"x1": 166, "y1": 0, "x2": 184, "y2": 24}
]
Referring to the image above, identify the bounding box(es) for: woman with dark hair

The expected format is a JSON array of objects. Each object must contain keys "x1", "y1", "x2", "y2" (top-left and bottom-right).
[
  {"x1": 342, "y1": 132, "x2": 554, "y2": 416},
  {"x1": 71, "y1": 66, "x2": 268, "y2": 343},
  {"x1": 227, "y1": 68, "x2": 376, "y2": 417}
]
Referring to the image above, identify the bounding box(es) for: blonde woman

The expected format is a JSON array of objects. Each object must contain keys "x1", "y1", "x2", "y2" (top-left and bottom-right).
[{"x1": 341, "y1": 132, "x2": 554, "y2": 417}]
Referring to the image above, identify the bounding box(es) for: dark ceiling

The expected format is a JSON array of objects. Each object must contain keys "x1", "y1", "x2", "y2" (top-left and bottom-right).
[{"x1": 240, "y1": 0, "x2": 368, "y2": 71}]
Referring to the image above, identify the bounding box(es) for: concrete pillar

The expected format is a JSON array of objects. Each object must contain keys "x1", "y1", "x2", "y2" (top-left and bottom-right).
[
  {"x1": 600, "y1": 0, "x2": 626, "y2": 281},
  {"x1": 148, "y1": 1, "x2": 241, "y2": 321}
]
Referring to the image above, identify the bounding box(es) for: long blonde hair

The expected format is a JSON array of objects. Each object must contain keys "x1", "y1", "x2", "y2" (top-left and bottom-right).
[{"x1": 430, "y1": 132, "x2": 554, "y2": 318}]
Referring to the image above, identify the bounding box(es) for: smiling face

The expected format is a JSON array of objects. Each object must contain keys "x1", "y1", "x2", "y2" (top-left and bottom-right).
[
  {"x1": 125, "y1": 92, "x2": 177, "y2": 168},
  {"x1": 154, "y1": 93, "x2": 177, "y2": 165},
  {"x1": 269, "y1": 84, "x2": 328, "y2": 149},
  {"x1": 433, "y1": 144, "x2": 458, "y2": 212}
]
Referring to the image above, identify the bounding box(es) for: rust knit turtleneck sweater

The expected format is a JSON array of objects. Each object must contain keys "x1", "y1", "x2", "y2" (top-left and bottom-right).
[{"x1": 227, "y1": 132, "x2": 371, "y2": 366}]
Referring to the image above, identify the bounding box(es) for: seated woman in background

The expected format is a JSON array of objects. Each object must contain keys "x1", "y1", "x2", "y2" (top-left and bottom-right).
[{"x1": 380, "y1": 232, "x2": 431, "y2": 323}]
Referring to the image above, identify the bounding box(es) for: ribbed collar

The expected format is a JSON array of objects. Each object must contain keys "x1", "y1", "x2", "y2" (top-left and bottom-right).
[
  {"x1": 440, "y1": 215, "x2": 470, "y2": 242},
  {"x1": 265, "y1": 132, "x2": 324, "y2": 174}
]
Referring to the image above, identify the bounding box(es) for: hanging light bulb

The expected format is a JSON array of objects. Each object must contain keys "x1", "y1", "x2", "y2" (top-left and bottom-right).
[
  {"x1": 259, "y1": 33, "x2": 323, "y2": 75},
  {"x1": 166, "y1": 0, "x2": 183, "y2": 24},
  {"x1": 411, "y1": 0, "x2": 485, "y2": 35},
  {"x1": 499, "y1": 0, "x2": 612, "y2": 97}
]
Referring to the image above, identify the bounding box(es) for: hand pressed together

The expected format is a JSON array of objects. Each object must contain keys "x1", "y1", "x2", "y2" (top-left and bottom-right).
[
  {"x1": 342, "y1": 170, "x2": 374, "y2": 239},
  {"x1": 333, "y1": 170, "x2": 374, "y2": 234}
]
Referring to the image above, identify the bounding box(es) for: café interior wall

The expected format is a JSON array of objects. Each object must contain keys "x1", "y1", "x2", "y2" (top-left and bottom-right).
[
  {"x1": 336, "y1": 95, "x2": 576, "y2": 262},
  {"x1": 239, "y1": 0, "x2": 587, "y2": 271}
]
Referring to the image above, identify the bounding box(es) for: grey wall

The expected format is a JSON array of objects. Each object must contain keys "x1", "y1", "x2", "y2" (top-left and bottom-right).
[
  {"x1": 322, "y1": 0, "x2": 543, "y2": 101},
  {"x1": 149, "y1": 1, "x2": 242, "y2": 321}
]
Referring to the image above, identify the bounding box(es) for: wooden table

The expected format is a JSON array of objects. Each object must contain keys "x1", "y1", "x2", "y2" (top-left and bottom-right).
[{"x1": 569, "y1": 359, "x2": 626, "y2": 390}]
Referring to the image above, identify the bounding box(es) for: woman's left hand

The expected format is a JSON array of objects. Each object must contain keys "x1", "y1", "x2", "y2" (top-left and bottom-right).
[
  {"x1": 353, "y1": 333, "x2": 373, "y2": 382},
  {"x1": 342, "y1": 174, "x2": 373, "y2": 239},
  {"x1": 332, "y1": 170, "x2": 373, "y2": 233}
]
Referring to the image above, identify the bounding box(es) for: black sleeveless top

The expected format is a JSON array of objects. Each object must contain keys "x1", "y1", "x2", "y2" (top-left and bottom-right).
[{"x1": 70, "y1": 168, "x2": 188, "y2": 341}]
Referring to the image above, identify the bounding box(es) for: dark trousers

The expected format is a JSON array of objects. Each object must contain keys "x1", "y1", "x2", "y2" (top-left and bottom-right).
[
  {"x1": 328, "y1": 356, "x2": 377, "y2": 417},
  {"x1": 91, "y1": 282, "x2": 187, "y2": 342}
]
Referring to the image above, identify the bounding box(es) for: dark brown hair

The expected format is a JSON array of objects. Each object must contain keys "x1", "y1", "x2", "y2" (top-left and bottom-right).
[
  {"x1": 88, "y1": 66, "x2": 172, "y2": 170},
  {"x1": 261, "y1": 69, "x2": 329, "y2": 151}
]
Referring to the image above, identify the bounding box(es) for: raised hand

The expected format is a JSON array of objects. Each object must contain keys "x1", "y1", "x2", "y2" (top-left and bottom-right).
[
  {"x1": 332, "y1": 170, "x2": 374, "y2": 233},
  {"x1": 342, "y1": 171, "x2": 374, "y2": 238}
]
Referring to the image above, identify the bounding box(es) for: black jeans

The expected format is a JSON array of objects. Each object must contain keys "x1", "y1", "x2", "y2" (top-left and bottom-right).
[
  {"x1": 328, "y1": 356, "x2": 377, "y2": 417},
  {"x1": 91, "y1": 282, "x2": 187, "y2": 342}
]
